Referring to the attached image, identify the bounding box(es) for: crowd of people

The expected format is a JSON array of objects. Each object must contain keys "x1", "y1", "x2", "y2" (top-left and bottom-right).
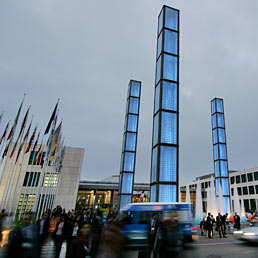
[
  {"x1": 200, "y1": 212, "x2": 241, "y2": 238},
  {"x1": 0, "y1": 206, "x2": 125, "y2": 258}
]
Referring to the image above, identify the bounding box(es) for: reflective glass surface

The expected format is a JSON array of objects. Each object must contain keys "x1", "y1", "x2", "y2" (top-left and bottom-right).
[
  {"x1": 163, "y1": 54, "x2": 178, "y2": 82},
  {"x1": 211, "y1": 100, "x2": 216, "y2": 114},
  {"x1": 159, "y1": 184, "x2": 176, "y2": 202},
  {"x1": 215, "y1": 178, "x2": 220, "y2": 196},
  {"x1": 218, "y1": 128, "x2": 226, "y2": 143},
  {"x1": 157, "y1": 33, "x2": 162, "y2": 59},
  {"x1": 130, "y1": 81, "x2": 141, "y2": 97},
  {"x1": 164, "y1": 29, "x2": 178, "y2": 55},
  {"x1": 120, "y1": 152, "x2": 124, "y2": 171},
  {"x1": 127, "y1": 115, "x2": 138, "y2": 132},
  {"x1": 160, "y1": 112, "x2": 177, "y2": 144},
  {"x1": 214, "y1": 161, "x2": 220, "y2": 177},
  {"x1": 219, "y1": 144, "x2": 227, "y2": 159},
  {"x1": 160, "y1": 146, "x2": 177, "y2": 182},
  {"x1": 125, "y1": 133, "x2": 136, "y2": 151},
  {"x1": 154, "y1": 84, "x2": 160, "y2": 114},
  {"x1": 120, "y1": 195, "x2": 131, "y2": 209},
  {"x1": 212, "y1": 114, "x2": 217, "y2": 129},
  {"x1": 151, "y1": 185, "x2": 156, "y2": 202},
  {"x1": 216, "y1": 99, "x2": 224, "y2": 113},
  {"x1": 158, "y1": 9, "x2": 164, "y2": 35},
  {"x1": 129, "y1": 97, "x2": 139, "y2": 114},
  {"x1": 217, "y1": 113, "x2": 225, "y2": 127},
  {"x1": 213, "y1": 129, "x2": 218, "y2": 144},
  {"x1": 156, "y1": 56, "x2": 162, "y2": 85},
  {"x1": 213, "y1": 144, "x2": 219, "y2": 161},
  {"x1": 220, "y1": 160, "x2": 228, "y2": 177},
  {"x1": 151, "y1": 147, "x2": 158, "y2": 182},
  {"x1": 162, "y1": 81, "x2": 177, "y2": 111},
  {"x1": 153, "y1": 113, "x2": 159, "y2": 146},
  {"x1": 221, "y1": 178, "x2": 229, "y2": 195},
  {"x1": 165, "y1": 7, "x2": 178, "y2": 31},
  {"x1": 223, "y1": 197, "x2": 230, "y2": 214},
  {"x1": 122, "y1": 173, "x2": 133, "y2": 194},
  {"x1": 123, "y1": 152, "x2": 135, "y2": 172}
]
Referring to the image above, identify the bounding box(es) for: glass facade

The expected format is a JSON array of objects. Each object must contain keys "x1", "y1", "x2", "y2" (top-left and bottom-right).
[
  {"x1": 150, "y1": 6, "x2": 179, "y2": 202},
  {"x1": 211, "y1": 98, "x2": 230, "y2": 213},
  {"x1": 118, "y1": 80, "x2": 141, "y2": 209}
]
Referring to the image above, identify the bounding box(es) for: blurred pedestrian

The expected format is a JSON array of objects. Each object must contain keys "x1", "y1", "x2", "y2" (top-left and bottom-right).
[
  {"x1": 200, "y1": 218, "x2": 206, "y2": 236},
  {"x1": 222, "y1": 213, "x2": 228, "y2": 235},
  {"x1": 216, "y1": 212, "x2": 226, "y2": 238},
  {"x1": 158, "y1": 212, "x2": 182, "y2": 258},
  {"x1": 66, "y1": 215, "x2": 81, "y2": 258},
  {"x1": 146, "y1": 212, "x2": 160, "y2": 258},
  {"x1": 6, "y1": 212, "x2": 39, "y2": 258},
  {"x1": 37, "y1": 212, "x2": 50, "y2": 256},
  {"x1": 233, "y1": 212, "x2": 241, "y2": 230},
  {"x1": 52, "y1": 214, "x2": 68, "y2": 258},
  {"x1": 70, "y1": 222, "x2": 98, "y2": 258},
  {"x1": 206, "y1": 212, "x2": 213, "y2": 238}
]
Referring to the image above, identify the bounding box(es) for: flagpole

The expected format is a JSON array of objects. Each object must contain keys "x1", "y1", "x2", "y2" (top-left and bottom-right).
[
  {"x1": 9, "y1": 122, "x2": 35, "y2": 216},
  {"x1": 45, "y1": 130, "x2": 62, "y2": 212},
  {"x1": 16, "y1": 130, "x2": 41, "y2": 220},
  {"x1": 33, "y1": 99, "x2": 59, "y2": 219},
  {"x1": 37, "y1": 118, "x2": 57, "y2": 219},
  {"x1": 52, "y1": 143, "x2": 65, "y2": 209}
]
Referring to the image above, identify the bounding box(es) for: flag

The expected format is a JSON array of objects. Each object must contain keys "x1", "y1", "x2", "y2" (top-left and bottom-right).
[
  {"x1": 15, "y1": 120, "x2": 31, "y2": 163},
  {"x1": 10, "y1": 107, "x2": 30, "y2": 158},
  {"x1": 25, "y1": 126, "x2": 37, "y2": 153},
  {"x1": 0, "y1": 121, "x2": 10, "y2": 147},
  {"x1": 7, "y1": 96, "x2": 24, "y2": 140},
  {"x1": 58, "y1": 146, "x2": 66, "y2": 172},
  {"x1": 49, "y1": 122, "x2": 62, "y2": 162},
  {"x1": 44, "y1": 102, "x2": 58, "y2": 135},
  {"x1": 32, "y1": 131, "x2": 40, "y2": 153}
]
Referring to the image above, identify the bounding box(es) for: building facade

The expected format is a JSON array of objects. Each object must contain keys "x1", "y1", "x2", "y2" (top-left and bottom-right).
[
  {"x1": 0, "y1": 144, "x2": 84, "y2": 218},
  {"x1": 77, "y1": 175, "x2": 149, "y2": 212}
]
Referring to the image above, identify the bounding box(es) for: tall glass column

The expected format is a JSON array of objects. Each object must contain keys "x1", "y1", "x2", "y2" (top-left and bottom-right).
[
  {"x1": 150, "y1": 5, "x2": 180, "y2": 202},
  {"x1": 211, "y1": 98, "x2": 230, "y2": 213},
  {"x1": 118, "y1": 80, "x2": 141, "y2": 209}
]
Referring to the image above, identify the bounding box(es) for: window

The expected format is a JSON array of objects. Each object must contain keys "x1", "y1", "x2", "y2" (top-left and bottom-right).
[
  {"x1": 205, "y1": 182, "x2": 208, "y2": 188},
  {"x1": 231, "y1": 188, "x2": 234, "y2": 196},
  {"x1": 121, "y1": 173, "x2": 133, "y2": 194},
  {"x1": 249, "y1": 186, "x2": 255, "y2": 195},
  {"x1": 244, "y1": 199, "x2": 249, "y2": 213},
  {"x1": 254, "y1": 172, "x2": 258, "y2": 181},
  {"x1": 163, "y1": 54, "x2": 178, "y2": 82},
  {"x1": 237, "y1": 187, "x2": 242, "y2": 196},
  {"x1": 201, "y1": 192, "x2": 207, "y2": 198},
  {"x1": 160, "y1": 112, "x2": 177, "y2": 144},
  {"x1": 164, "y1": 29, "x2": 178, "y2": 55},
  {"x1": 201, "y1": 183, "x2": 204, "y2": 189},
  {"x1": 28, "y1": 151, "x2": 37, "y2": 165},
  {"x1": 256, "y1": 185, "x2": 258, "y2": 194},
  {"x1": 125, "y1": 133, "x2": 136, "y2": 151},
  {"x1": 153, "y1": 113, "x2": 159, "y2": 146},
  {"x1": 151, "y1": 147, "x2": 158, "y2": 183},
  {"x1": 236, "y1": 175, "x2": 241, "y2": 184},
  {"x1": 154, "y1": 84, "x2": 160, "y2": 114},
  {"x1": 23, "y1": 172, "x2": 40, "y2": 187},
  {"x1": 129, "y1": 97, "x2": 139, "y2": 114},
  {"x1": 248, "y1": 173, "x2": 253, "y2": 182},
  {"x1": 230, "y1": 177, "x2": 234, "y2": 184},
  {"x1": 241, "y1": 174, "x2": 247, "y2": 183},
  {"x1": 243, "y1": 186, "x2": 248, "y2": 195},
  {"x1": 165, "y1": 7, "x2": 179, "y2": 31},
  {"x1": 250, "y1": 199, "x2": 256, "y2": 212},
  {"x1": 159, "y1": 185, "x2": 176, "y2": 202},
  {"x1": 162, "y1": 81, "x2": 177, "y2": 111},
  {"x1": 130, "y1": 81, "x2": 141, "y2": 97}
]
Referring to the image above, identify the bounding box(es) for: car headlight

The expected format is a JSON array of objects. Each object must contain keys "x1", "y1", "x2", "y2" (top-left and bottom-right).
[
  {"x1": 243, "y1": 232, "x2": 256, "y2": 236},
  {"x1": 233, "y1": 231, "x2": 243, "y2": 235}
]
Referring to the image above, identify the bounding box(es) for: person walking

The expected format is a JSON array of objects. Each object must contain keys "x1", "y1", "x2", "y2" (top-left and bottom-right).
[
  {"x1": 37, "y1": 212, "x2": 50, "y2": 256},
  {"x1": 70, "y1": 222, "x2": 98, "y2": 258},
  {"x1": 52, "y1": 214, "x2": 68, "y2": 258},
  {"x1": 200, "y1": 218, "x2": 206, "y2": 236},
  {"x1": 216, "y1": 212, "x2": 226, "y2": 238},
  {"x1": 146, "y1": 212, "x2": 160, "y2": 258},
  {"x1": 233, "y1": 212, "x2": 241, "y2": 230},
  {"x1": 222, "y1": 213, "x2": 228, "y2": 235},
  {"x1": 206, "y1": 213, "x2": 213, "y2": 238}
]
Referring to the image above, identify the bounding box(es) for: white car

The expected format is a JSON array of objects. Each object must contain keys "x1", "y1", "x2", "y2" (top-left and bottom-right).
[{"x1": 234, "y1": 224, "x2": 258, "y2": 243}]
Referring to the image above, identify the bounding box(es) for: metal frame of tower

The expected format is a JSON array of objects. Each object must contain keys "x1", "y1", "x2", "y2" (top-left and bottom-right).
[
  {"x1": 118, "y1": 80, "x2": 141, "y2": 209},
  {"x1": 211, "y1": 97, "x2": 231, "y2": 213},
  {"x1": 150, "y1": 5, "x2": 180, "y2": 202}
]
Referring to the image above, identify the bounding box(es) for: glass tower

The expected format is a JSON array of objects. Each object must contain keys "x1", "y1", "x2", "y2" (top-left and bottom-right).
[
  {"x1": 211, "y1": 98, "x2": 230, "y2": 213},
  {"x1": 118, "y1": 80, "x2": 141, "y2": 209},
  {"x1": 150, "y1": 6, "x2": 180, "y2": 202}
]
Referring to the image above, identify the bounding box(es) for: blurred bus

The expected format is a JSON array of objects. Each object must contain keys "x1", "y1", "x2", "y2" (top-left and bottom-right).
[{"x1": 120, "y1": 202, "x2": 197, "y2": 250}]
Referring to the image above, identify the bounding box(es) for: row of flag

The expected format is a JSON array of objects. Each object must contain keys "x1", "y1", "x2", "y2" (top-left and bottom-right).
[{"x1": 0, "y1": 96, "x2": 65, "y2": 170}]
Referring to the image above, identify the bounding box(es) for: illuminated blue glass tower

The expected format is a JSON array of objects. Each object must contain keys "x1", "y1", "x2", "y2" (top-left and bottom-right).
[
  {"x1": 211, "y1": 98, "x2": 230, "y2": 213},
  {"x1": 150, "y1": 6, "x2": 179, "y2": 202},
  {"x1": 118, "y1": 80, "x2": 141, "y2": 209}
]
